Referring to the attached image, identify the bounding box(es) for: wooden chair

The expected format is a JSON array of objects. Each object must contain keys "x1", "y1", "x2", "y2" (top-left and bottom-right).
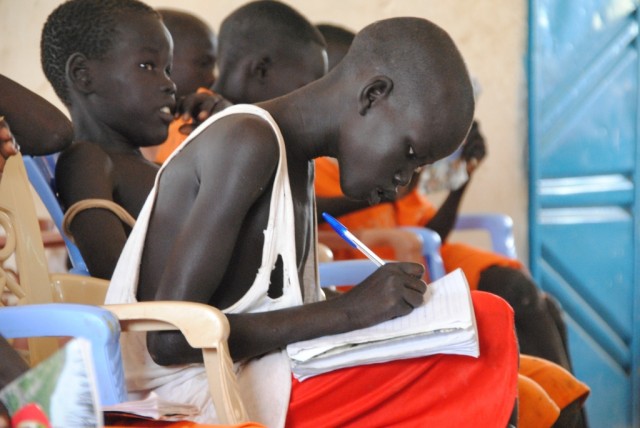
[{"x1": 0, "y1": 154, "x2": 249, "y2": 423}]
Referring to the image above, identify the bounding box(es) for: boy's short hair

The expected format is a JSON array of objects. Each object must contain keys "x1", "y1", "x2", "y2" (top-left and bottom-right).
[
  {"x1": 344, "y1": 17, "x2": 474, "y2": 151},
  {"x1": 217, "y1": 0, "x2": 326, "y2": 68},
  {"x1": 41, "y1": 0, "x2": 158, "y2": 106}
]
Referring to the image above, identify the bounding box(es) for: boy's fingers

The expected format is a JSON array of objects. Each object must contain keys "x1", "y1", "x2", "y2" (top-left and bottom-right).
[{"x1": 393, "y1": 261, "x2": 425, "y2": 279}]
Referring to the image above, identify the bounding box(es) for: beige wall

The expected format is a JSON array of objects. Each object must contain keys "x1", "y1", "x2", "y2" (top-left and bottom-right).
[{"x1": 0, "y1": 0, "x2": 530, "y2": 262}]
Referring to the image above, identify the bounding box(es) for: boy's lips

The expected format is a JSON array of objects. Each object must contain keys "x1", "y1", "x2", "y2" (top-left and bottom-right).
[{"x1": 159, "y1": 105, "x2": 174, "y2": 125}]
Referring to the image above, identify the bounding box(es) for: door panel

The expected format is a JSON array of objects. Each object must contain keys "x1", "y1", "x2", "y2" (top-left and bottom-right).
[{"x1": 528, "y1": 1, "x2": 640, "y2": 426}]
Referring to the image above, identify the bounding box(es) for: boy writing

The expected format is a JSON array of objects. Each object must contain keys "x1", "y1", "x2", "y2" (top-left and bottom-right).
[{"x1": 43, "y1": 0, "x2": 519, "y2": 426}]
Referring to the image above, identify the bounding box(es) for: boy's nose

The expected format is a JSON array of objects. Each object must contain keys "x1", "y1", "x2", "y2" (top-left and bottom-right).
[{"x1": 162, "y1": 78, "x2": 177, "y2": 97}]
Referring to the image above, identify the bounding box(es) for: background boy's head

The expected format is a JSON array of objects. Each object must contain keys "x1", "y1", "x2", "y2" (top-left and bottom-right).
[
  {"x1": 158, "y1": 8, "x2": 217, "y2": 99},
  {"x1": 214, "y1": 0, "x2": 327, "y2": 104},
  {"x1": 329, "y1": 17, "x2": 475, "y2": 202},
  {"x1": 316, "y1": 23, "x2": 355, "y2": 71}
]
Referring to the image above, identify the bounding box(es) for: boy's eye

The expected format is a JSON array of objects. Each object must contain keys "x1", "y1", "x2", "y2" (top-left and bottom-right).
[{"x1": 139, "y1": 63, "x2": 155, "y2": 71}]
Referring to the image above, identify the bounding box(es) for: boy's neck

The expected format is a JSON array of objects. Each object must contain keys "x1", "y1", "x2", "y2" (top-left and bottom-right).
[
  {"x1": 70, "y1": 108, "x2": 144, "y2": 155},
  {"x1": 259, "y1": 80, "x2": 340, "y2": 162}
]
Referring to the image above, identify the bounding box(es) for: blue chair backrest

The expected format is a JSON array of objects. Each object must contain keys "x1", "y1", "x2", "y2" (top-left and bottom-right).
[
  {"x1": 0, "y1": 303, "x2": 127, "y2": 406},
  {"x1": 23, "y1": 155, "x2": 89, "y2": 275}
]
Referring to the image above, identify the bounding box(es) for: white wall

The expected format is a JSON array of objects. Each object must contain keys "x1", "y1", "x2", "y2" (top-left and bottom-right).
[{"x1": 0, "y1": 0, "x2": 530, "y2": 262}]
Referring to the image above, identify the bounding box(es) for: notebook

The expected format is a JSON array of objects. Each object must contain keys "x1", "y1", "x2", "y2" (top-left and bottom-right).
[{"x1": 287, "y1": 268, "x2": 479, "y2": 380}]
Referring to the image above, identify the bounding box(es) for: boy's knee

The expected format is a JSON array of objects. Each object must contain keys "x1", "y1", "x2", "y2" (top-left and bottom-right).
[{"x1": 478, "y1": 265, "x2": 544, "y2": 317}]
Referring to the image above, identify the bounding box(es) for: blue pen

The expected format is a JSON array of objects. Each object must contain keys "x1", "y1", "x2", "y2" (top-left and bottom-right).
[{"x1": 322, "y1": 212, "x2": 385, "y2": 266}]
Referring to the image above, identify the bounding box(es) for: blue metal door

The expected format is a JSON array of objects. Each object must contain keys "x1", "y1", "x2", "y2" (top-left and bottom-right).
[{"x1": 528, "y1": 1, "x2": 640, "y2": 426}]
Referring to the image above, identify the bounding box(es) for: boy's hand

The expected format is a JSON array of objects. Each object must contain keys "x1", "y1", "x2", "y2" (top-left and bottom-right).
[
  {"x1": 461, "y1": 120, "x2": 486, "y2": 175},
  {"x1": 175, "y1": 92, "x2": 233, "y2": 134},
  {"x1": 0, "y1": 117, "x2": 20, "y2": 175},
  {"x1": 338, "y1": 262, "x2": 427, "y2": 329}
]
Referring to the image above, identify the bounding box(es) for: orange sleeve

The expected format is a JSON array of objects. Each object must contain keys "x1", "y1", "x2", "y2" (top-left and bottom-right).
[
  {"x1": 394, "y1": 188, "x2": 437, "y2": 227},
  {"x1": 440, "y1": 243, "x2": 524, "y2": 290},
  {"x1": 519, "y1": 355, "x2": 590, "y2": 410},
  {"x1": 517, "y1": 373, "x2": 560, "y2": 428},
  {"x1": 314, "y1": 157, "x2": 397, "y2": 231}
]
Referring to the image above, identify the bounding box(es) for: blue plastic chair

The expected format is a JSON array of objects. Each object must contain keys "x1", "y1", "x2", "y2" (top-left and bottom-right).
[
  {"x1": 23, "y1": 155, "x2": 89, "y2": 275},
  {"x1": 320, "y1": 213, "x2": 518, "y2": 287},
  {"x1": 0, "y1": 303, "x2": 127, "y2": 406}
]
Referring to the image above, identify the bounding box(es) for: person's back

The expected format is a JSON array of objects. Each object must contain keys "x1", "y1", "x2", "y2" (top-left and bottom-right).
[{"x1": 42, "y1": 0, "x2": 175, "y2": 279}]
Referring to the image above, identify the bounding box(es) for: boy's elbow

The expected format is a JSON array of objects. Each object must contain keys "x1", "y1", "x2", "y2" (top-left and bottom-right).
[
  {"x1": 49, "y1": 120, "x2": 74, "y2": 152},
  {"x1": 147, "y1": 331, "x2": 197, "y2": 366}
]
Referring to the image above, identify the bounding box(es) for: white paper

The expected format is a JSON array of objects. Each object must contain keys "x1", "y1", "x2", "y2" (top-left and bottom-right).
[{"x1": 287, "y1": 269, "x2": 479, "y2": 380}]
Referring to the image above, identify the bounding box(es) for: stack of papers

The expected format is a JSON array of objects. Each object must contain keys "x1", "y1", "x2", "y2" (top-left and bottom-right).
[
  {"x1": 103, "y1": 392, "x2": 199, "y2": 421},
  {"x1": 287, "y1": 268, "x2": 479, "y2": 381}
]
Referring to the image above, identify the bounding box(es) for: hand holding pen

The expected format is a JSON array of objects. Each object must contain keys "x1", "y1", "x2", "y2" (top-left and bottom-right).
[{"x1": 321, "y1": 213, "x2": 430, "y2": 320}]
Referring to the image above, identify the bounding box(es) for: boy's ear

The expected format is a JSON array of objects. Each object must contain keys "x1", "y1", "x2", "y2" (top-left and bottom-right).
[
  {"x1": 251, "y1": 56, "x2": 272, "y2": 82},
  {"x1": 358, "y1": 76, "x2": 393, "y2": 116},
  {"x1": 66, "y1": 53, "x2": 93, "y2": 94}
]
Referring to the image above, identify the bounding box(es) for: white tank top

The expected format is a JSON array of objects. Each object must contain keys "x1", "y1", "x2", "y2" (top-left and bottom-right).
[{"x1": 106, "y1": 104, "x2": 321, "y2": 426}]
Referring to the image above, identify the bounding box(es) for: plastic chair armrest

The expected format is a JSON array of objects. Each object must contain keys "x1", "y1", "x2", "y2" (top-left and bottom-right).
[{"x1": 104, "y1": 301, "x2": 249, "y2": 424}]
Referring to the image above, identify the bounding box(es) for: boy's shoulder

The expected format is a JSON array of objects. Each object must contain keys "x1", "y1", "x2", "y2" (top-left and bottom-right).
[
  {"x1": 189, "y1": 111, "x2": 282, "y2": 166},
  {"x1": 57, "y1": 141, "x2": 112, "y2": 176}
]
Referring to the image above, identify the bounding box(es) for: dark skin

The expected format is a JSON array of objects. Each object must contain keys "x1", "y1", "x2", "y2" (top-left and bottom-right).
[
  {"x1": 0, "y1": 74, "x2": 73, "y2": 165},
  {"x1": 141, "y1": 9, "x2": 221, "y2": 161},
  {"x1": 176, "y1": 38, "x2": 328, "y2": 129},
  {"x1": 54, "y1": 11, "x2": 467, "y2": 369},
  {"x1": 55, "y1": 13, "x2": 175, "y2": 279},
  {"x1": 138, "y1": 63, "x2": 463, "y2": 363}
]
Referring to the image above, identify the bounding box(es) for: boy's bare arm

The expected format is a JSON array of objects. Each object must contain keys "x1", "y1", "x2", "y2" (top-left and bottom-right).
[
  {"x1": 0, "y1": 74, "x2": 73, "y2": 156},
  {"x1": 56, "y1": 143, "x2": 131, "y2": 279},
  {"x1": 142, "y1": 117, "x2": 428, "y2": 364}
]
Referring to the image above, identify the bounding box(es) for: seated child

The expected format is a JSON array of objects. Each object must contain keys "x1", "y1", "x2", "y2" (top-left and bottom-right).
[
  {"x1": 43, "y1": 1, "x2": 520, "y2": 426},
  {"x1": 45, "y1": 0, "x2": 173, "y2": 279},
  {"x1": 314, "y1": 23, "x2": 590, "y2": 428},
  {"x1": 315, "y1": 22, "x2": 571, "y2": 369}
]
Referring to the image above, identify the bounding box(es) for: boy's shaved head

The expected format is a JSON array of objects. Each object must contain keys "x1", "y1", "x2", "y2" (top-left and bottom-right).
[
  {"x1": 340, "y1": 17, "x2": 474, "y2": 158},
  {"x1": 158, "y1": 8, "x2": 217, "y2": 98},
  {"x1": 215, "y1": 0, "x2": 327, "y2": 103},
  {"x1": 217, "y1": 0, "x2": 325, "y2": 67},
  {"x1": 41, "y1": 0, "x2": 158, "y2": 106}
]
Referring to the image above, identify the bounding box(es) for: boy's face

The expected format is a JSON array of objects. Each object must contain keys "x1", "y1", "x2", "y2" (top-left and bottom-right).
[
  {"x1": 170, "y1": 26, "x2": 216, "y2": 99},
  {"x1": 85, "y1": 13, "x2": 175, "y2": 147},
  {"x1": 338, "y1": 97, "x2": 461, "y2": 204}
]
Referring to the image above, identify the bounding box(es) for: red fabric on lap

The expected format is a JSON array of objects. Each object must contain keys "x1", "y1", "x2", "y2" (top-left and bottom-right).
[{"x1": 286, "y1": 291, "x2": 518, "y2": 427}]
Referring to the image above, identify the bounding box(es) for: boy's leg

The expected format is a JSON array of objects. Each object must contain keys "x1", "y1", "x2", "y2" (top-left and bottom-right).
[
  {"x1": 478, "y1": 265, "x2": 572, "y2": 370},
  {"x1": 286, "y1": 291, "x2": 519, "y2": 427}
]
